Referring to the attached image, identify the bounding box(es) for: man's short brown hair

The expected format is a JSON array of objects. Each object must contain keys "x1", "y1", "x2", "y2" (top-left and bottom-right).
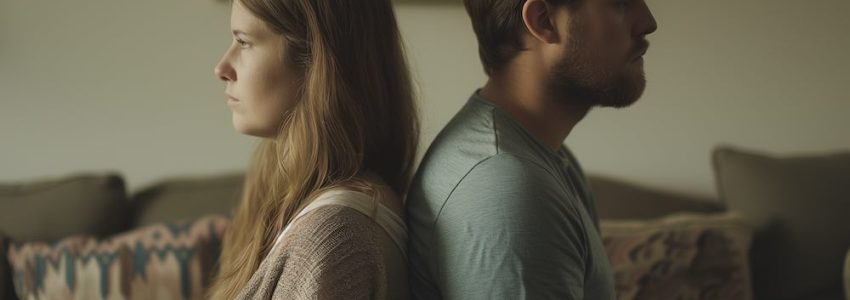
[{"x1": 464, "y1": 0, "x2": 573, "y2": 76}]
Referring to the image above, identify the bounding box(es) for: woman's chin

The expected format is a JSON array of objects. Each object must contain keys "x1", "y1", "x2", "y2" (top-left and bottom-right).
[{"x1": 233, "y1": 122, "x2": 276, "y2": 139}]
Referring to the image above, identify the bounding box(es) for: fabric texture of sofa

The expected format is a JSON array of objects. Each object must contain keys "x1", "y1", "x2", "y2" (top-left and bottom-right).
[
  {"x1": 0, "y1": 174, "x2": 127, "y2": 242},
  {"x1": 129, "y1": 174, "x2": 244, "y2": 228}
]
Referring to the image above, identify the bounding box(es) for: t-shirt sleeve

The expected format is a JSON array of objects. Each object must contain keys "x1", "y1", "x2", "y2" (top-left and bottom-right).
[{"x1": 432, "y1": 154, "x2": 590, "y2": 300}]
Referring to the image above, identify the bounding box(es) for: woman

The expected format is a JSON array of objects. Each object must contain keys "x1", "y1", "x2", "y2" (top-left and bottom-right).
[{"x1": 207, "y1": 0, "x2": 418, "y2": 298}]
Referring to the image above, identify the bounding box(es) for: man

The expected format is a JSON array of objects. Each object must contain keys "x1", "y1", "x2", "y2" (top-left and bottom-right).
[{"x1": 406, "y1": 0, "x2": 657, "y2": 299}]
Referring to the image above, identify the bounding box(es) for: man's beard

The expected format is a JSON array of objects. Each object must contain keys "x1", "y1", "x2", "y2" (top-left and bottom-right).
[{"x1": 545, "y1": 28, "x2": 647, "y2": 109}]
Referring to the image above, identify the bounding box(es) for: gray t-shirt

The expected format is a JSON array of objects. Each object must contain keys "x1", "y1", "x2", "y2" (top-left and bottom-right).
[{"x1": 406, "y1": 93, "x2": 615, "y2": 300}]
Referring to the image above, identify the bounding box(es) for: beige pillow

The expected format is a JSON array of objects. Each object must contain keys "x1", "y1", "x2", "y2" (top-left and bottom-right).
[
  {"x1": 129, "y1": 173, "x2": 243, "y2": 228},
  {"x1": 601, "y1": 212, "x2": 754, "y2": 300},
  {"x1": 0, "y1": 173, "x2": 128, "y2": 241},
  {"x1": 713, "y1": 146, "x2": 850, "y2": 300}
]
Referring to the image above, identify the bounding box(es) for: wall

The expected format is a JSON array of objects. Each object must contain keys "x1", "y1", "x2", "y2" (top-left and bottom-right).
[{"x1": 2, "y1": 0, "x2": 848, "y2": 197}]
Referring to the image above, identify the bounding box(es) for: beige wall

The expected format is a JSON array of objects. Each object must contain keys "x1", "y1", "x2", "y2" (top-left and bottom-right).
[{"x1": 2, "y1": 0, "x2": 848, "y2": 197}]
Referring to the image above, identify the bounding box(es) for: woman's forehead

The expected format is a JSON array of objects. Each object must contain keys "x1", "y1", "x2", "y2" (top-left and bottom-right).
[{"x1": 230, "y1": 1, "x2": 273, "y2": 37}]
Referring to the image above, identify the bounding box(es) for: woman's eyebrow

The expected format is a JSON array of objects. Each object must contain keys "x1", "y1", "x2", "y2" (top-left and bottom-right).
[{"x1": 232, "y1": 29, "x2": 251, "y2": 37}]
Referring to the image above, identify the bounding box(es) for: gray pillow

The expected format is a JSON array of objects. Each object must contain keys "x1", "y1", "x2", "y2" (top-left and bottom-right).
[
  {"x1": 0, "y1": 173, "x2": 128, "y2": 242},
  {"x1": 129, "y1": 173, "x2": 243, "y2": 228},
  {"x1": 713, "y1": 146, "x2": 850, "y2": 300}
]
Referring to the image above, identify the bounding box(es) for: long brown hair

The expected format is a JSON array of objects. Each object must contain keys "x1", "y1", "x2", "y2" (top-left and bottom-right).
[{"x1": 207, "y1": 0, "x2": 418, "y2": 298}]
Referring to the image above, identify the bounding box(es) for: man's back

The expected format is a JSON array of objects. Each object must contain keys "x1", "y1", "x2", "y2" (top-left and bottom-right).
[{"x1": 406, "y1": 93, "x2": 615, "y2": 299}]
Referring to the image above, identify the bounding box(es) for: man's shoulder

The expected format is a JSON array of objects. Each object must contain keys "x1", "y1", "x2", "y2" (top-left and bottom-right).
[
  {"x1": 412, "y1": 95, "x2": 553, "y2": 185},
  {"x1": 434, "y1": 153, "x2": 586, "y2": 247},
  {"x1": 447, "y1": 153, "x2": 565, "y2": 207},
  {"x1": 411, "y1": 143, "x2": 555, "y2": 200},
  {"x1": 407, "y1": 96, "x2": 566, "y2": 222},
  {"x1": 407, "y1": 99, "x2": 500, "y2": 203}
]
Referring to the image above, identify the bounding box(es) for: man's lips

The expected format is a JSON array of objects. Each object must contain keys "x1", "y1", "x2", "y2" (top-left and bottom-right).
[{"x1": 632, "y1": 40, "x2": 650, "y2": 61}]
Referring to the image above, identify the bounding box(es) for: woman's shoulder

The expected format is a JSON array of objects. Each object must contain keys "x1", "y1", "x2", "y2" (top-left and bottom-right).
[
  {"x1": 275, "y1": 183, "x2": 404, "y2": 259},
  {"x1": 284, "y1": 203, "x2": 383, "y2": 252},
  {"x1": 298, "y1": 202, "x2": 381, "y2": 233},
  {"x1": 269, "y1": 206, "x2": 388, "y2": 299}
]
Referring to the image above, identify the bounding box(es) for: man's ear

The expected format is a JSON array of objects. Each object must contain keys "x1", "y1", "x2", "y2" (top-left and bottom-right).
[{"x1": 522, "y1": 0, "x2": 562, "y2": 45}]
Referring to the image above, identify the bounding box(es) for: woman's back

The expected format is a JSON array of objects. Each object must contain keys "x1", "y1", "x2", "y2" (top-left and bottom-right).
[{"x1": 236, "y1": 187, "x2": 409, "y2": 299}]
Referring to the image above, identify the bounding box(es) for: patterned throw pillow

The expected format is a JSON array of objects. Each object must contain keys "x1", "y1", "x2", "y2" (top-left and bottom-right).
[
  {"x1": 601, "y1": 213, "x2": 754, "y2": 300},
  {"x1": 7, "y1": 215, "x2": 229, "y2": 300}
]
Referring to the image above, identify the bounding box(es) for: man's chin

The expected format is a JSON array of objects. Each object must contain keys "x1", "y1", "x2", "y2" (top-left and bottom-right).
[
  {"x1": 605, "y1": 86, "x2": 643, "y2": 108},
  {"x1": 596, "y1": 80, "x2": 645, "y2": 108},
  {"x1": 548, "y1": 65, "x2": 647, "y2": 109}
]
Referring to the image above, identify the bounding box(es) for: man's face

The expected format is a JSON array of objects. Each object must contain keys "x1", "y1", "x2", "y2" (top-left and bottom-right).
[{"x1": 547, "y1": 0, "x2": 657, "y2": 108}]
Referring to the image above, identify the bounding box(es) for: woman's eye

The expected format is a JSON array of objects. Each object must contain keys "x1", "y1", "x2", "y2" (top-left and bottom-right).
[{"x1": 236, "y1": 39, "x2": 250, "y2": 49}]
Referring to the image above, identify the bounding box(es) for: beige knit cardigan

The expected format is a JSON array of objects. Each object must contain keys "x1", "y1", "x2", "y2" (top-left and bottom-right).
[{"x1": 234, "y1": 202, "x2": 409, "y2": 300}]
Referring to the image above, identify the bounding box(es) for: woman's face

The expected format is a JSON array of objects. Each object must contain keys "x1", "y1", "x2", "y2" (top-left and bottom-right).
[{"x1": 214, "y1": 0, "x2": 299, "y2": 138}]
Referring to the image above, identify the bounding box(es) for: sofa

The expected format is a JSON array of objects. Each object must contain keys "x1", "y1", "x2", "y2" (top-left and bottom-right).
[
  {"x1": 0, "y1": 173, "x2": 243, "y2": 300},
  {"x1": 1, "y1": 146, "x2": 848, "y2": 300}
]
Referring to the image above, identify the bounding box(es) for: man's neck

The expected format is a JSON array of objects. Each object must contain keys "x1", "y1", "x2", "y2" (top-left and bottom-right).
[{"x1": 479, "y1": 70, "x2": 591, "y2": 151}]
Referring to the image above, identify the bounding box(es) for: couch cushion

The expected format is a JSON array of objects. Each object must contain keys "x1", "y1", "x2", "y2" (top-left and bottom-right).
[
  {"x1": 129, "y1": 173, "x2": 243, "y2": 228},
  {"x1": 588, "y1": 175, "x2": 724, "y2": 220},
  {"x1": 0, "y1": 173, "x2": 128, "y2": 241},
  {"x1": 7, "y1": 215, "x2": 229, "y2": 300},
  {"x1": 601, "y1": 212, "x2": 753, "y2": 300},
  {"x1": 713, "y1": 146, "x2": 850, "y2": 300}
]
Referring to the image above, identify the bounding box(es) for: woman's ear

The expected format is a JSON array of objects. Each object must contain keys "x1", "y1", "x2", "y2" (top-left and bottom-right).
[{"x1": 522, "y1": 0, "x2": 563, "y2": 45}]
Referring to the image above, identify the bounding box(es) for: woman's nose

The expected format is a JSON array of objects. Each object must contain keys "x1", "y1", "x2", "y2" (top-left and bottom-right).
[{"x1": 215, "y1": 56, "x2": 235, "y2": 82}]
